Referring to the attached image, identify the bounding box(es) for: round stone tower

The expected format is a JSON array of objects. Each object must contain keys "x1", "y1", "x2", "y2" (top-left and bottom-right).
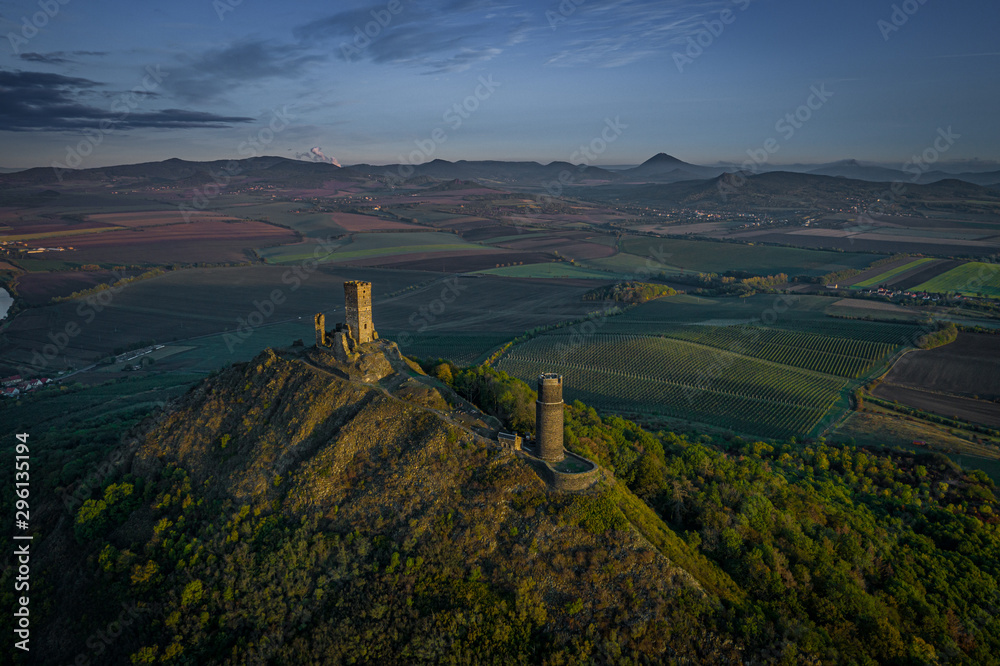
[{"x1": 536, "y1": 373, "x2": 564, "y2": 462}]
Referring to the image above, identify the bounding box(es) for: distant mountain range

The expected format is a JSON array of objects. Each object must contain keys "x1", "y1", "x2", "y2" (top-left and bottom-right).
[
  {"x1": 583, "y1": 170, "x2": 1000, "y2": 211},
  {"x1": 1, "y1": 154, "x2": 998, "y2": 191}
]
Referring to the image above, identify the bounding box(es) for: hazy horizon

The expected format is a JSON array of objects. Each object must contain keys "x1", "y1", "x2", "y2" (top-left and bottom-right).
[
  {"x1": 2, "y1": 0, "x2": 999, "y2": 170},
  {"x1": 3, "y1": 153, "x2": 1000, "y2": 175}
]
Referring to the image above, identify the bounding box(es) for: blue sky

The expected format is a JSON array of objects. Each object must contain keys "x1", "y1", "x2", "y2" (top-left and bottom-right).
[{"x1": 1, "y1": 0, "x2": 998, "y2": 169}]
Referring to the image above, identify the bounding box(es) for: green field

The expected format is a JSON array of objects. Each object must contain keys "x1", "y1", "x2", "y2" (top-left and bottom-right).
[
  {"x1": 583, "y1": 252, "x2": 685, "y2": 275},
  {"x1": 640, "y1": 325, "x2": 896, "y2": 378},
  {"x1": 615, "y1": 237, "x2": 879, "y2": 277},
  {"x1": 0, "y1": 226, "x2": 126, "y2": 242},
  {"x1": 474, "y1": 263, "x2": 617, "y2": 279},
  {"x1": 851, "y1": 257, "x2": 936, "y2": 288},
  {"x1": 493, "y1": 295, "x2": 917, "y2": 439},
  {"x1": 913, "y1": 261, "x2": 1000, "y2": 298},
  {"x1": 383, "y1": 207, "x2": 469, "y2": 224},
  {"x1": 12, "y1": 258, "x2": 81, "y2": 271},
  {"x1": 603, "y1": 294, "x2": 921, "y2": 344},
  {"x1": 216, "y1": 202, "x2": 328, "y2": 233},
  {"x1": 496, "y1": 333, "x2": 852, "y2": 439},
  {"x1": 258, "y1": 231, "x2": 484, "y2": 264},
  {"x1": 381, "y1": 332, "x2": 512, "y2": 365}
]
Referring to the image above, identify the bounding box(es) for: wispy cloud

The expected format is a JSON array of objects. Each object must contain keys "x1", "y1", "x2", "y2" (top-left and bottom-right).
[
  {"x1": 293, "y1": 1, "x2": 530, "y2": 73},
  {"x1": 163, "y1": 39, "x2": 324, "y2": 103},
  {"x1": 0, "y1": 69, "x2": 253, "y2": 131},
  {"x1": 544, "y1": 0, "x2": 736, "y2": 68},
  {"x1": 19, "y1": 51, "x2": 109, "y2": 65}
]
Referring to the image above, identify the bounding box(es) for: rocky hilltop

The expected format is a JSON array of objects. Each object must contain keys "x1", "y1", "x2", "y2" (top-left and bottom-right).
[{"x1": 28, "y1": 345, "x2": 738, "y2": 664}]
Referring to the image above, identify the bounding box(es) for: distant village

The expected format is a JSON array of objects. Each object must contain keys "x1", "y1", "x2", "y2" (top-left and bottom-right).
[
  {"x1": 1, "y1": 373, "x2": 53, "y2": 398},
  {"x1": 849, "y1": 285, "x2": 950, "y2": 302}
]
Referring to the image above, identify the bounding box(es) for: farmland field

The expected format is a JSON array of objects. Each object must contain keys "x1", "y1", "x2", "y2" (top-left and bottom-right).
[
  {"x1": 912, "y1": 261, "x2": 1000, "y2": 298},
  {"x1": 850, "y1": 257, "x2": 936, "y2": 288},
  {"x1": 21, "y1": 218, "x2": 297, "y2": 265},
  {"x1": 330, "y1": 212, "x2": 427, "y2": 232},
  {"x1": 602, "y1": 294, "x2": 922, "y2": 345},
  {"x1": 583, "y1": 252, "x2": 683, "y2": 275},
  {"x1": 85, "y1": 210, "x2": 240, "y2": 228},
  {"x1": 771, "y1": 233, "x2": 998, "y2": 255},
  {"x1": 872, "y1": 384, "x2": 1000, "y2": 429},
  {"x1": 474, "y1": 263, "x2": 617, "y2": 279},
  {"x1": 877, "y1": 333, "x2": 1000, "y2": 400},
  {"x1": 495, "y1": 332, "x2": 856, "y2": 439},
  {"x1": 259, "y1": 231, "x2": 488, "y2": 264},
  {"x1": 14, "y1": 269, "x2": 141, "y2": 306},
  {"x1": 490, "y1": 294, "x2": 919, "y2": 439},
  {"x1": 0, "y1": 266, "x2": 602, "y2": 375},
  {"x1": 638, "y1": 324, "x2": 897, "y2": 378},
  {"x1": 381, "y1": 332, "x2": 512, "y2": 365},
  {"x1": 868, "y1": 332, "x2": 1000, "y2": 430},
  {"x1": 618, "y1": 237, "x2": 879, "y2": 276}
]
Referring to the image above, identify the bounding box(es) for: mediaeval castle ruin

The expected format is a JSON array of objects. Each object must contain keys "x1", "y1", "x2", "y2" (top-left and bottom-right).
[
  {"x1": 311, "y1": 282, "x2": 597, "y2": 490},
  {"x1": 314, "y1": 281, "x2": 378, "y2": 362},
  {"x1": 536, "y1": 373, "x2": 565, "y2": 462}
]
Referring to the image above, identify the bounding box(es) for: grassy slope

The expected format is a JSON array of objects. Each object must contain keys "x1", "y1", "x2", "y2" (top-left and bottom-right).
[
  {"x1": 914, "y1": 261, "x2": 1000, "y2": 298},
  {"x1": 16, "y1": 350, "x2": 738, "y2": 665},
  {"x1": 851, "y1": 257, "x2": 936, "y2": 288}
]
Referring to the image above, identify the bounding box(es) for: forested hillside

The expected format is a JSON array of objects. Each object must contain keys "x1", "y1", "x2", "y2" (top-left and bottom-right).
[{"x1": 1, "y1": 350, "x2": 997, "y2": 664}]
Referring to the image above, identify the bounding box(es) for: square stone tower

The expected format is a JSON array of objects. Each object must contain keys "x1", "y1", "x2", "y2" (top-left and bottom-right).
[{"x1": 344, "y1": 280, "x2": 375, "y2": 344}]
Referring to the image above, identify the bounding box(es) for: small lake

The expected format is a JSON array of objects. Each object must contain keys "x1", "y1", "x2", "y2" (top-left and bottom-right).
[{"x1": 0, "y1": 288, "x2": 12, "y2": 320}]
